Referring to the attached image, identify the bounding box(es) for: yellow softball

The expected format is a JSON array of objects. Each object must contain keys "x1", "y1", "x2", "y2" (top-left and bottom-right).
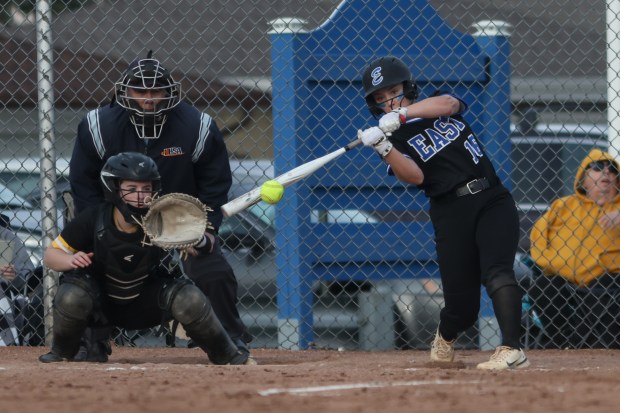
[{"x1": 260, "y1": 180, "x2": 285, "y2": 204}]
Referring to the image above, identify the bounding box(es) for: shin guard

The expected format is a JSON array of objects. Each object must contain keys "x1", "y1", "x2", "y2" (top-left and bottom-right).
[
  {"x1": 50, "y1": 283, "x2": 93, "y2": 359},
  {"x1": 169, "y1": 284, "x2": 246, "y2": 365}
]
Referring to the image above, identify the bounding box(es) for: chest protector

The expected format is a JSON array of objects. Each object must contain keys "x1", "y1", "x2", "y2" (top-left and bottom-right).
[{"x1": 92, "y1": 205, "x2": 161, "y2": 304}]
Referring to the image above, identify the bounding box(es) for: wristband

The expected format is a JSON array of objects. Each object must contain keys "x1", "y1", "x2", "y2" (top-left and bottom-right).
[
  {"x1": 195, "y1": 234, "x2": 214, "y2": 253},
  {"x1": 393, "y1": 107, "x2": 408, "y2": 123}
]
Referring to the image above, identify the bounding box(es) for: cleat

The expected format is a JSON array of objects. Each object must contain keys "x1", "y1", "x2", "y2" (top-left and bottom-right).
[
  {"x1": 243, "y1": 356, "x2": 258, "y2": 365},
  {"x1": 39, "y1": 352, "x2": 70, "y2": 363},
  {"x1": 430, "y1": 329, "x2": 455, "y2": 362},
  {"x1": 233, "y1": 337, "x2": 251, "y2": 357},
  {"x1": 477, "y1": 346, "x2": 530, "y2": 370},
  {"x1": 72, "y1": 342, "x2": 110, "y2": 363},
  {"x1": 231, "y1": 337, "x2": 255, "y2": 364},
  {"x1": 72, "y1": 345, "x2": 88, "y2": 362},
  {"x1": 187, "y1": 339, "x2": 199, "y2": 349},
  {"x1": 226, "y1": 350, "x2": 250, "y2": 365}
]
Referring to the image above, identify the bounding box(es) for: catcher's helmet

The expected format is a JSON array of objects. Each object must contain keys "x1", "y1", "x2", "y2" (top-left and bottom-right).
[
  {"x1": 362, "y1": 56, "x2": 418, "y2": 117},
  {"x1": 115, "y1": 51, "x2": 181, "y2": 139},
  {"x1": 101, "y1": 152, "x2": 161, "y2": 222}
]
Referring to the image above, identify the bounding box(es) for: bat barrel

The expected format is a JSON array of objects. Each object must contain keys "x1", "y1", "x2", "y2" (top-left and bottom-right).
[{"x1": 221, "y1": 139, "x2": 361, "y2": 218}]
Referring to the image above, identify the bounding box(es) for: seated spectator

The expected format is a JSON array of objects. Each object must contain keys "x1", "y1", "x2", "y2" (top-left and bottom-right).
[
  {"x1": 0, "y1": 214, "x2": 35, "y2": 293},
  {"x1": 0, "y1": 213, "x2": 37, "y2": 346},
  {"x1": 529, "y1": 149, "x2": 620, "y2": 349}
]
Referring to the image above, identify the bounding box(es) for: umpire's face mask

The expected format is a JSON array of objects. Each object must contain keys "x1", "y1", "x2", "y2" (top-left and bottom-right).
[{"x1": 124, "y1": 87, "x2": 172, "y2": 139}]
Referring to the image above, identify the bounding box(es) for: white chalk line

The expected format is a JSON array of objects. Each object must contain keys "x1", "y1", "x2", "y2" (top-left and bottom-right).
[{"x1": 258, "y1": 379, "x2": 481, "y2": 396}]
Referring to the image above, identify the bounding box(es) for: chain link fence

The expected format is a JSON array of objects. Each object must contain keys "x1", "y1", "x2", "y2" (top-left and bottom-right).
[{"x1": 0, "y1": 0, "x2": 618, "y2": 351}]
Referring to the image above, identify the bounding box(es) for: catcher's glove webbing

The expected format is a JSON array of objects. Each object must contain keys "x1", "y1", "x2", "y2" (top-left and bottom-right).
[{"x1": 139, "y1": 193, "x2": 213, "y2": 251}]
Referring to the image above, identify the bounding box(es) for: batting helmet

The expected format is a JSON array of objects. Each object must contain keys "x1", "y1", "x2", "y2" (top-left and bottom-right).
[
  {"x1": 114, "y1": 51, "x2": 181, "y2": 139},
  {"x1": 101, "y1": 152, "x2": 162, "y2": 222},
  {"x1": 362, "y1": 56, "x2": 418, "y2": 117}
]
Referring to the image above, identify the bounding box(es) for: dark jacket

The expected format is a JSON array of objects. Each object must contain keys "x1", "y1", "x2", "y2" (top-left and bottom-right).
[{"x1": 69, "y1": 101, "x2": 232, "y2": 229}]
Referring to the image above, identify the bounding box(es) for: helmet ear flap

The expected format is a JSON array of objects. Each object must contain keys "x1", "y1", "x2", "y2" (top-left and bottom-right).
[{"x1": 403, "y1": 80, "x2": 418, "y2": 101}]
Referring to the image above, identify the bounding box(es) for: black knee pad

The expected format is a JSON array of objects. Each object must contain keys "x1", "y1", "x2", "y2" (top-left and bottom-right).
[
  {"x1": 159, "y1": 279, "x2": 209, "y2": 325},
  {"x1": 167, "y1": 283, "x2": 208, "y2": 325},
  {"x1": 54, "y1": 282, "x2": 94, "y2": 321},
  {"x1": 158, "y1": 278, "x2": 194, "y2": 312}
]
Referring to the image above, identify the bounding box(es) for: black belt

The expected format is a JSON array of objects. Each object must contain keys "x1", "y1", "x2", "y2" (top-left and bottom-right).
[{"x1": 454, "y1": 178, "x2": 491, "y2": 197}]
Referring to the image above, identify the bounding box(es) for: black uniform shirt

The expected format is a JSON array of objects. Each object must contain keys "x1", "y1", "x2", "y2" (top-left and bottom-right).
[
  {"x1": 387, "y1": 94, "x2": 500, "y2": 199},
  {"x1": 51, "y1": 204, "x2": 169, "y2": 302}
]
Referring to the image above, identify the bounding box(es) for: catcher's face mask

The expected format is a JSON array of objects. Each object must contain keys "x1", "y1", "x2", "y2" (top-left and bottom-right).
[
  {"x1": 118, "y1": 180, "x2": 158, "y2": 222},
  {"x1": 120, "y1": 180, "x2": 156, "y2": 208}
]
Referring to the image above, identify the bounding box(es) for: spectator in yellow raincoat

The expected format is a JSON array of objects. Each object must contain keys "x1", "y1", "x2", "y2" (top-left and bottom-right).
[{"x1": 529, "y1": 148, "x2": 620, "y2": 349}]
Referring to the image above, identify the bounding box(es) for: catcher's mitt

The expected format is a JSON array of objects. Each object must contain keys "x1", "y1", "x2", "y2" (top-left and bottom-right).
[{"x1": 139, "y1": 193, "x2": 213, "y2": 251}]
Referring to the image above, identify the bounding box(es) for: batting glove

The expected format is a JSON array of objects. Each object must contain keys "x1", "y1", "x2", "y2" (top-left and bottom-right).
[
  {"x1": 358, "y1": 127, "x2": 393, "y2": 158},
  {"x1": 379, "y1": 107, "x2": 408, "y2": 134}
]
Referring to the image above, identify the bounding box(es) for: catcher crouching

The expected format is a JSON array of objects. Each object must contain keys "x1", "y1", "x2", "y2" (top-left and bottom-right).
[{"x1": 39, "y1": 152, "x2": 251, "y2": 365}]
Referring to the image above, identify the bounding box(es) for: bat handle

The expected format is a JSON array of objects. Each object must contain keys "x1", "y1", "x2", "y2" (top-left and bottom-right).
[{"x1": 345, "y1": 139, "x2": 362, "y2": 151}]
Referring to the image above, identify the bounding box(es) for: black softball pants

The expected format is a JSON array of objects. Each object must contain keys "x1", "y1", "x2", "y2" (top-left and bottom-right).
[{"x1": 429, "y1": 185, "x2": 522, "y2": 347}]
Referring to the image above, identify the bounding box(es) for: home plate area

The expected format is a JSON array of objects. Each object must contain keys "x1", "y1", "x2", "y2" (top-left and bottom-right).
[{"x1": 0, "y1": 347, "x2": 617, "y2": 413}]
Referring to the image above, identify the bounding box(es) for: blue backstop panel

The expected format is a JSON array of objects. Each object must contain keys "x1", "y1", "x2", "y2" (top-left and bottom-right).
[{"x1": 271, "y1": 0, "x2": 511, "y2": 349}]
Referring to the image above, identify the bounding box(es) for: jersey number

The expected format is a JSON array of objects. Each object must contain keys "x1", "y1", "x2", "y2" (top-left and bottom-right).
[{"x1": 464, "y1": 134, "x2": 484, "y2": 164}]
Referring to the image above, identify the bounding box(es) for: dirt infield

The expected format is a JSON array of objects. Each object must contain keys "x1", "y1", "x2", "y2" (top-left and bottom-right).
[{"x1": 0, "y1": 347, "x2": 618, "y2": 413}]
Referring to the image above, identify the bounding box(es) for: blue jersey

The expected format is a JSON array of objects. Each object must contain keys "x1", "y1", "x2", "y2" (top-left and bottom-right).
[{"x1": 69, "y1": 101, "x2": 232, "y2": 229}]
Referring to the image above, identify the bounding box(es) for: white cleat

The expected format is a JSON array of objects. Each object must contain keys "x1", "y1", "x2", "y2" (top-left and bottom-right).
[
  {"x1": 477, "y1": 346, "x2": 530, "y2": 370},
  {"x1": 430, "y1": 329, "x2": 455, "y2": 362}
]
